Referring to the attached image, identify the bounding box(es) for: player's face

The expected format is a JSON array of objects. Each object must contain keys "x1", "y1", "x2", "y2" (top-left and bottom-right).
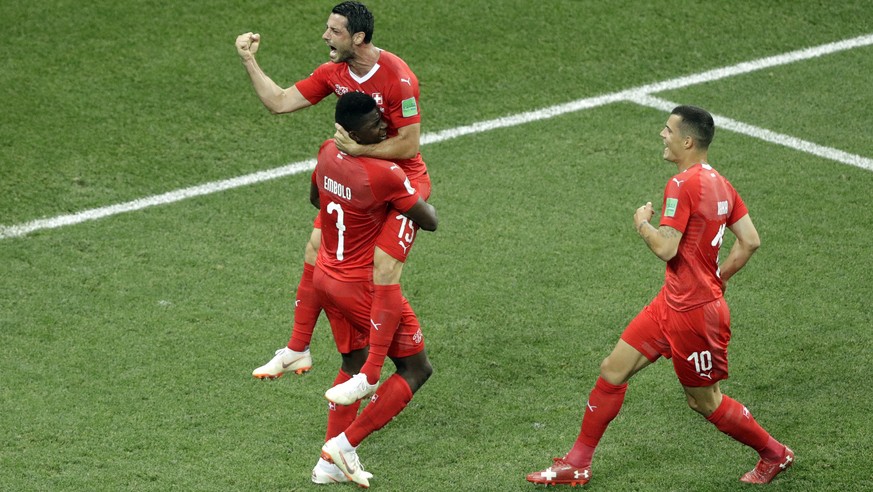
[
  {"x1": 352, "y1": 108, "x2": 388, "y2": 145},
  {"x1": 323, "y1": 14, "x2": 355, "y2": 63},
  {"x1": 660, "y1": 114, "x2": 686, "y2": 163}
]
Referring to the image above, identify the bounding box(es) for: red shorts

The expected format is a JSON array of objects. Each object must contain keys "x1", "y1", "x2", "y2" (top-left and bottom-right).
[
  {"x1": 313, "y1": 174, "x2": 432, "y2": 263},
  {"x1": 621, "y1": 289, "x2": 731, "y2": 387},
  {"x1": 313, "y1": 266, "x2": 425, "y2": 358}
]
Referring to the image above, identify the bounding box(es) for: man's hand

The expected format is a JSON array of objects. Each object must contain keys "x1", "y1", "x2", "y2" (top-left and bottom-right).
[
  {"x1": 235, "y1": 32, "x2": 261, "y2": 61},
  {"x1": 634, "y1": 201, "x2": 655, "y2": 231},
  {"x1": 334, "y1": 123, "x2": 364, "y2": 156}
]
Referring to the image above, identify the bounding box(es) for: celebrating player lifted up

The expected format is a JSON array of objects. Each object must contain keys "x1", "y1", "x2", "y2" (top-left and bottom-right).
[
  {"x1": 310, "y1": 91, "x2": 437, "y2": 487},
  {"x1": 526, "y1": 106, "x2": 793, "y2": 487},
  {"x1": 236, "y1": 2, "x2": 432, "y2": 385}
]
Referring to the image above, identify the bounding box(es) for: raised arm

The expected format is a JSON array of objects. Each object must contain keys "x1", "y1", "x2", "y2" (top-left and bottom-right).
[
  {"x1": 634, "y1": 201, "x2": 682, "y2": 261},
  {"x1": 719, "y1": 214, "x2": 760, "y2": 286},
  {"x1": 334, "y1": 123, "x2": 421, "y2": 160},
  {"x1": 235, "y1": 32, "x2": 313, "y2": 114}
]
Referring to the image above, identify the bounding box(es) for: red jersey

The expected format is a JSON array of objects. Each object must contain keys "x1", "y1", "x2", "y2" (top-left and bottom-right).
[
  {"x1": 295, "y1": 50, "x2": 427, "y2": 181},
  {"x1": 657, "y1": 163, "x2": 749, "y2": 311},
  {"x1": 314, "y1": 139, "x2": 421, "y2": 282}
]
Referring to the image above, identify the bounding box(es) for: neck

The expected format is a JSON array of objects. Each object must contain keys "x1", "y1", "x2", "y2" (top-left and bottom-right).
[
  {"x1": 675, "y1": 151, "x2": 707, "y2": 172},
  {"x1": 347, "y1": 44, "x2": 380, "y2": 77}
]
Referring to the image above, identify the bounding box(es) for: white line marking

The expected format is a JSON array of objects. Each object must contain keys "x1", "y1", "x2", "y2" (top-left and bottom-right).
[
  {"x1": 3, "y1": 33, "x2": 873, "y2": 239},
  {"x1": 629, "y1": 94, "x2": 873, "y2": 172},
  {"x1": 0, "y1": 160, "x2": 315, "y2": 239}
]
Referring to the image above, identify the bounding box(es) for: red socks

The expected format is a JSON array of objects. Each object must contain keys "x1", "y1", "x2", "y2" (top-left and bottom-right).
[
  {"x1": 325, "y1": 370, "x2": 362, "y2": 441},
  {"x1": 563, "y1": 381, "x2": 783, "y2": 468},
  {"x1": 288, "y1": 263, "x2": 320, "y2": 352},
  {"x1": 565, "y1": 377, "x2": 628, "y2": 468},
  {"x1": 359, "y1": 284, "x2": 403, "y2": 384},
  {"x1": 344, "y1": 374, "x2": 412, "y2": 447},
  {"x1": 706, "y1": 395, "x2": 783, "y2": 461}
]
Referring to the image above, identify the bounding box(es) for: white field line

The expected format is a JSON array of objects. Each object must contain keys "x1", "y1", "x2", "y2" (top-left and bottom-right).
[
  {"x1": 629, "y1": 93, "x2": 873, "y2": 172},
  {"x1": 3, "y1": 33, "x2": 873, "y2": 240}
]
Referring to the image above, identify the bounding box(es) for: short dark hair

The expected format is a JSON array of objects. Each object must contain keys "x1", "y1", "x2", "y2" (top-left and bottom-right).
[
  {"x1": 335, "y1": 91, "x2": 377, "y2": 132},
  {"x1": 332, "y1": 1, "x2": 374, "y2": 44},
  {"x1": 671, "y1": 105, "x2": 715, "y2": 149}
]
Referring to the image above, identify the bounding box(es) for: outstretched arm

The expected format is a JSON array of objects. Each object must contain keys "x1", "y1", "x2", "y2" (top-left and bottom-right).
[
  {"x1": 720, "y1": 214, "x2": 760, "y2": 287},
  {"x1": 634, "y1": 201, "x2": 682, "y2": 262},
  {"x1": 235, "y1": 32, "x2": 313, "y2": 114},
  {"x1": 334, "y1": 123, "x2": 421, "y2": 160}
]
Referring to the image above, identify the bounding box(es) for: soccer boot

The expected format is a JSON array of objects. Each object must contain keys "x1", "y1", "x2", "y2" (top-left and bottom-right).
[
  {"x1": 321, "y1": 436, "x2": 372, "y2": 488},
  {"x1": 312, "y1": 457, "x2": 349, "y2": 484},
  {"x1": 526, "y1": 457, "x2": 591, "y2": 486},
  {"x1": 324, "y1": 373, "x2": 378, "y2": 405},
  {"x1": 252, "y1": 347, "x2": 312, "y2": 379},
  {"x1": 311, "y1": 457, "x2": 373, "y2": 484},
  {"x1": 740, "y1": 446, "x2": 795, "y2": 484}
]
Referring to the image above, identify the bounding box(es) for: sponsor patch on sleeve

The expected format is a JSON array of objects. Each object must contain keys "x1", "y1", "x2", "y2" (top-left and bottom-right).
[
  {"x1": 665, "y1": 198, "x2": 678, "y2": 217},
  {"x1": 401, "y1": 97, "x2": 418, "y2": 117}
]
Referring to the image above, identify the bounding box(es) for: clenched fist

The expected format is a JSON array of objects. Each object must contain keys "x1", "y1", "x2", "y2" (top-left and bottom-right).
[{"x1": 235, "y1": 32, "x2": 261, "y2": 61}]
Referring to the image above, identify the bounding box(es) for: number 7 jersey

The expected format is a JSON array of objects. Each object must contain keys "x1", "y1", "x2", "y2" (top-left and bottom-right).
[
  {"x1": 313, "y1": 139, "x2": 421, "y2": 282},
  {"x1": 657, "y1": 163, "x2": 749, "y2": 311}
]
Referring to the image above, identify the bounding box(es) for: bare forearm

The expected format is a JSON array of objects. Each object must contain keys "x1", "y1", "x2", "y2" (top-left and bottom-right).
[
  {"x1": 241, "y1": 58, "x2": 287, "y2": 113},
  {"x1": 637, "y1": 220, "x2": 680, "y2": 261},
  {"x1": 356, "y1": 133, "x2": 418, "y2": 160},
  {"x1": 719, "y1": 241, "x2": 757, "y2": 282}
]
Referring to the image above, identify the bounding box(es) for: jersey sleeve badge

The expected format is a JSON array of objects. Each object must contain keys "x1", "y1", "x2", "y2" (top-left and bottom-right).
[{"x1": 401, "y1": 97, "x2": 418, "y2": 117}]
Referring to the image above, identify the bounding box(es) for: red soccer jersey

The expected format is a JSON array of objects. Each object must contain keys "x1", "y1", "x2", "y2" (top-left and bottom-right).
[
  {"x1": 314, "y1": 139, "x2": 421, "y2": 282},
  {"x1": 295, "y1": 50, "x2": 427, "y2": 181},
  {"x1": 657, "y1": 163, "x2": 749, "y2": 311}
]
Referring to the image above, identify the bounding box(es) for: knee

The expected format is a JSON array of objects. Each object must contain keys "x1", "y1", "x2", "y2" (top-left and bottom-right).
[
  {"x1": 599, "y1": 356, "x2": 627, "y2": 386},
  {"x1": 304, "y1": 228, "x2": 321, "y2": 265},
  {"x1": 373, "y1": 250, "x2": 403, "y2": 285},
  {"x1": 400, "y1": 359, "x2": 432, "y2": 393},
  {"x1": 684, "y1": 391, "x2": 721, "y2": 417}
]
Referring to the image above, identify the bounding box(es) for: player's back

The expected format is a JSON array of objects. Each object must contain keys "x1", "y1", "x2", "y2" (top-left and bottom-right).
[
  {"x1": 663, "y1": 163, "x2": 746, "y2": 309},
  {"x1": 315, "y1": 139, "x2": 418, "y2": 283}
]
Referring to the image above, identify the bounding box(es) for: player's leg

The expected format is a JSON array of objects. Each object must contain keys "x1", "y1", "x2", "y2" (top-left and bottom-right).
[
  {"x1": 527, "y1": 297, "x2": 668, "y2": 486},
  {"x1": 357, "y1": 176, "x2": 431, "y2": 386},
  {"x1": 252, "y1": 226, "x2": 323, "y2": 379},
  {"x1": 358, "y1": 247, "x2": 408, "y2": 385},
  {"x1": 322, "y1": 307, "x2": 428, "y2": 487},
  {"x1": 672, "y1": 300, "x2": 793, "y2": 484},
  {"x1": 312, "y1": 274, "x2": 374, "y2": 486}
]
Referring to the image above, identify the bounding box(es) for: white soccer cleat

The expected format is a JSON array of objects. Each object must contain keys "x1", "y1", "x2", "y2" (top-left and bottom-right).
[
  {"x1": 252, "y1": 347, "x2": 312, "y2": 379},
  {"x1": 321, "y1": 436, "x2": 372, "y2": 488},
  {"x1": 324, "y1": 373, "x2": 378, "y2": 405},
  {"x1": 311, "y1": 457, "x2": 373, "y2": 485}
]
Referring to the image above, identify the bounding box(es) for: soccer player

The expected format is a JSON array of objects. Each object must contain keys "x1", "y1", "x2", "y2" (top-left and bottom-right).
[
  {"x1": 309, "y1": 92, "x2": 437, "y2": 487},
  {"x1": 526, "y1": 106, "x2": 794, "y2": 486},
  {"x1": 236, "y1": 1, "x2": 431, "y2": 380}
]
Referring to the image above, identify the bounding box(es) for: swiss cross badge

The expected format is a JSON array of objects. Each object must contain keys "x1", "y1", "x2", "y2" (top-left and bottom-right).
[{"x1": 372, "y1": 92, "x2": 383, "y2": 106}]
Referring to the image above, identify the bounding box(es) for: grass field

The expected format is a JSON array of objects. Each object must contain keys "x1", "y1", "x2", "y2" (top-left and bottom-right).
[{"x1": 2, "y1": 1, "x2": 873, "y2": 491}]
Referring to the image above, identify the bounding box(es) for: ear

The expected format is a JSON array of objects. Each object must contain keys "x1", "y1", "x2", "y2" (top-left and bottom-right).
[
  {"x1": 683, "y1": 135, "x2": 694, "y2": 150},
  {"x1": 352, "y1": 31, "x2": 365, "y2": 46},
  {"x1": 348, "y1": 129, "x2": 362, "y2": 144}
]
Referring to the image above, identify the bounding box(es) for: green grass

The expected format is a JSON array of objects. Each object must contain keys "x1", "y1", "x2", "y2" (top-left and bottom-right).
[{"x1": 3, "y1": 1, "x2": 873, "y2": 490}]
